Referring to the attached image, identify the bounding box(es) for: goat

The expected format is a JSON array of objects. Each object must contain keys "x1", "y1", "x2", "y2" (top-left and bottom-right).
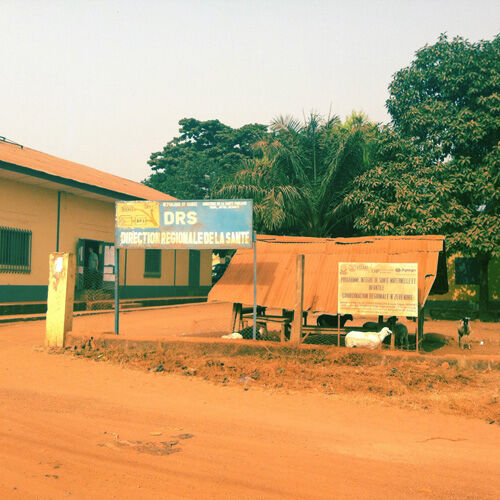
[
  {"x1": 458, "y1": 317, "x2": 471, "y2": 349},
  {"x1": 317, "y1": 313, "x2": 353, "y2": 328},
  {"x1": 221, "y1": 332, "x2": 243, "y2": 339},
  {"x1": 239, "y1": 322, "x2": 268, "y2": 340},
  {"x1": 362, "y1": 316, "x2": 398, "y2": 331},
  {"x1": 222, "y1": 323, "x2": 268, "y2": 340},
  {"x1": 363, "y1": 316, "x2": 397, "y2": 346},
  {"x1": 392, "y1": 323, "x2": 409, "y2": 350},
  {"x1": 345, "y1": 327, "x2": 392, "y2": 350},
  {"x1": 362, "y1": 316, "x2": 408, "y2": 349}
]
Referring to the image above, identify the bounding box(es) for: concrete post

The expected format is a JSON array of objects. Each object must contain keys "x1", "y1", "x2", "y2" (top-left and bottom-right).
[{"x1": 46, "y1": 253, "x2": 75, "y2": 347}]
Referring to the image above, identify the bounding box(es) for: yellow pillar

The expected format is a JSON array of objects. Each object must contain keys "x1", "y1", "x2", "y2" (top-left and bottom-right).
[{"x1": 46, "y1": 252, "x2": 75, "y2": 347}]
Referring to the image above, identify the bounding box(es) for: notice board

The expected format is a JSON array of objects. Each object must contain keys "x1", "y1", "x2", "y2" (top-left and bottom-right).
[
  {"x1": 115, "y1": 199, "x2": 253, "y2": 249},
  {"x1": 338, "y1": 262, "x2": 418, "y2": 317}
]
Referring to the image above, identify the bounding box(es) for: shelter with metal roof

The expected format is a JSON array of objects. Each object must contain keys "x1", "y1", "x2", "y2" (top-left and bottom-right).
[{"x1": 209, "y1": 234, "x2": 448, "y2": 314}]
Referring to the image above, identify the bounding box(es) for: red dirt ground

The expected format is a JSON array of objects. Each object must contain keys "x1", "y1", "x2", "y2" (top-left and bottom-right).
[
  {"x1": 1, "y1": 305, "x2": 499, "y2": 499},
  {"x1": 68, "y1": 302, "x2": 500, "y2": 353}
]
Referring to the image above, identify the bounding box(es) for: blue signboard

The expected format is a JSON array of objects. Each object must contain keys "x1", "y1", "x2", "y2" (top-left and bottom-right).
[{"x1": 115, "y1": 199, "x2": 253, "y2": 249}]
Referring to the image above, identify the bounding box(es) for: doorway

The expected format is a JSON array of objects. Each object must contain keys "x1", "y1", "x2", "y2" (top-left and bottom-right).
[{"x1": 76, "y1": 239, "x2": 115, "y2": 296}]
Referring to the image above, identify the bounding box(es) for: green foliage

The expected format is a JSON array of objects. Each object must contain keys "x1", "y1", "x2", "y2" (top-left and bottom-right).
[
  {"x1": 217, "y1": 112, "x2": 379, "y2": 236},
  {"x1": 345, "y1": 34, "x2": 500, "y2": 258},
  {"x1": 387, "y1": 34, "x2": 499, "y2": 165},
  {"x1": 144, "y1": 118, "x2": 267, "y2": 199}
]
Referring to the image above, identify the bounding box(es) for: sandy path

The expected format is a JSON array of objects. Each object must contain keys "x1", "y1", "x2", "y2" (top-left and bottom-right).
[
  {"x1": 1, "y1": 320, "x2": 499, "y2": 499},
  {"x1": 71, "y1": 301, "x2": 233, "y2": 339}
]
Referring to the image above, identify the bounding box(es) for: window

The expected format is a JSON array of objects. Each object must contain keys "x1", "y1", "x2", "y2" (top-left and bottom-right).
[
  {"x1": 0, "y1": 226, "x2": 32, "y2": 274},
  {"x1": 144, "y1": 249, "x2": 161, "y2": 278},
  {"x1": 454, "y1": 257, "x2": 480, "y2": 285}
]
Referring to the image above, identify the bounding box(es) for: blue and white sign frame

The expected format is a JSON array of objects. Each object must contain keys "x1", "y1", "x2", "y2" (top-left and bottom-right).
[{"x1": 115, "y1": 199, "x2": 253, "y2": 249}]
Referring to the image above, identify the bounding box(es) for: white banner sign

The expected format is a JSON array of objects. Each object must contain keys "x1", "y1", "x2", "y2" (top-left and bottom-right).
[{"x1": 338, "y1": 262, "x2": 418, "y2": 317}]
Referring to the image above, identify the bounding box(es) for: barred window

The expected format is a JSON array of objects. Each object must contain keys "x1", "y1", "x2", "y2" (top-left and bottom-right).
[
  {"x1": 0, "y1": 226, "x2": 32, "y2": 274},
  {"x1": 144, "y1": 249, "x2": 161, "y2": 278},
  {"x1": 454, "y1": 257, "x2": 480, "y2": 285}
]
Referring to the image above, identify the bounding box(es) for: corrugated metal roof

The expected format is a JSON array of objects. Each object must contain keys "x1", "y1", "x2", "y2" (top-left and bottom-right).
[
  {"x1": 209, "y1": 235, "x2": 446, "y2": 313},
  {"x1": 0, "y1": 140, "x2": 174, "y2": 201}
]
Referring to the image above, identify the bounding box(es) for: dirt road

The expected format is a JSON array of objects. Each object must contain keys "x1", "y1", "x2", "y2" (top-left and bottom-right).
[{"x1": 1, "y1": 320, "x2": 499, "y2": 499}]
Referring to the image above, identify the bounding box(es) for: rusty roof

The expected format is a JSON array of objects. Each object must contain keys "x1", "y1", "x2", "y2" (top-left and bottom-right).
[
  {"x1": 209, "y1": 235, "x2": 447, "y2": 313},
  {"x1": 0, "y1": 140, "x2": 174, "y2": 201}
]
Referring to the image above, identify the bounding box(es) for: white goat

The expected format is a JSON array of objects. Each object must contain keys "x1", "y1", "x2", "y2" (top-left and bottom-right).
[
  {"x1": 221, "y1": 323, "x2": 268, "y2": 340},
  {"x1": 221, "y1": 332, "x2": 243, "y2": 339},
  {"x1": 362, "y1": 317, "x2": 408, "y2": 349},
  {"x1": 345, "y1": 327, "x2": 392, "y2": 350}
]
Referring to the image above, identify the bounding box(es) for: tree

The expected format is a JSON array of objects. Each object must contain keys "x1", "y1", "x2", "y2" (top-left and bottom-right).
[
  {"x1": 217, "y1": 112, "x2": 379, "y2": 236},
  {"x1": 144, "y1": 118, "x2": 268, "y2": 200},
  {"x1": 344, "y1": 34, "x2": 500, "y2": 317}
]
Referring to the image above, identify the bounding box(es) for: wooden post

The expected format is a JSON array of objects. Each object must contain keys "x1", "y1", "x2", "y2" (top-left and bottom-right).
[
  {"x1": 417, "y1": 307, "x2": 425, "y2": 352},
  {"x1": 280, "y1": 323, "x2": 287, "y2": 343},
  {"x1": 252, "y1": 231, "x2": 257, "y2": 340},
  {"x1": 230, "y1": 303, "x2": 242, "y2": 333},
  {"x1": 290, "y1": 254, "x2": 305, "y2": 345},
  {"x1": 337, "y1": 313, "x2": 340, "y2": 347}
]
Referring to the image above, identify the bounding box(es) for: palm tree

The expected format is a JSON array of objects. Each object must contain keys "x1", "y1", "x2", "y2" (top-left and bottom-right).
[{"x1": 217, "y1": 111, "x2": 379, "y2": 236}]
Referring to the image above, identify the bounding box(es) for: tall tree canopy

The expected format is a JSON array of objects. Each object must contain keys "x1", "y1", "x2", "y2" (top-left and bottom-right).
[
  {"x1": 344, "y1": 34, "x2": 500, "y2": 316},
  {"x1": 217, "y1": 111, "x2": 379, "y2": 236},
  {"x1": 144, "y1": 118, "x2": 267, "y2": 199}
]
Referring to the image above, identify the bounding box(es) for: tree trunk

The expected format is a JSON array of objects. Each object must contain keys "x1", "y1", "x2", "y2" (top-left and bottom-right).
[{"x1": 478, "y1": 254, "x2": 490, "y2": 320}]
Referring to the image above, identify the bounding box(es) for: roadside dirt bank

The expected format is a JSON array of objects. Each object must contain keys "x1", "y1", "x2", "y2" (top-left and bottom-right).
[{"x1": 64, "y1": 336, "x2": 500, "y2": 423}]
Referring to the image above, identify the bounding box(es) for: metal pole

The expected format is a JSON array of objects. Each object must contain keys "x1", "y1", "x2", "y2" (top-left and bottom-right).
[
  {"x1": 252, "y1": 231, "x2": 257, "y2": 340},
  {"x1": 56, "y1": 191, "x2": 61, "y2": 252},
  {"x1": 114, "y1": 247, "x2": 120, "y2": 335}
]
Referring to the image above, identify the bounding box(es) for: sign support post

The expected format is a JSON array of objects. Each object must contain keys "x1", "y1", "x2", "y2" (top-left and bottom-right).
[
  {"x1": 252, "y1": 231, "x2": 257, "y2": 340},
  {"x1": 114, "y1": 199, "x2": 253, "y2": 338},
  {"x1": 114, "y1": 248, "x2": 119, "y2": 335}
]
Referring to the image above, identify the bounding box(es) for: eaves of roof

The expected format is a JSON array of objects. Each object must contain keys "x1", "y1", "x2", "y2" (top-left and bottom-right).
[{"x1": 0, "y1": 140, "x2": 174, "y2": 201}]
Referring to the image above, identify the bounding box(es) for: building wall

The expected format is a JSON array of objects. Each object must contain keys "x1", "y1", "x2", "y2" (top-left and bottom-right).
[
  {"x1": 119, "y1": 248, "x2": 212, "y2": 299},
  {"x1": 0, "y1": 178, "x2": 57, "y2": 287},
  {"x1": 122, "y1": 248, "x2": 212, "y2": 287},
  {"x1": 174, "y1": 249, "x2": 189, "y2": 286},
  {"x1": 122, "y1": 249, "x2": 175, "y2": 286},
  {"x1": 59, "y1": 191, "x2": 115, "y2": 253},
  {"x1": 0, "y1": 178, "x2": 212, "y2": 302},
  {"x1": 427, "y1": 254, "x2": 499, "y2": 317},
  {"x1": 200, "y1": 250, "x2": 212, "y2": 286},
  {"x1": 430, "y1": 254, "x2": 499, "y2": 302}
]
